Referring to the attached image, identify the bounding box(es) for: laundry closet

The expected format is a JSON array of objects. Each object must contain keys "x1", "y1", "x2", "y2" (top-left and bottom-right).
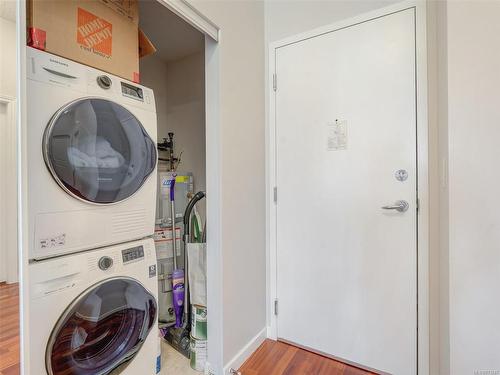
[
  {"x1": 140, "y1": 1, "x2": 207, "y2": 373},
  {"x1": 139, "y1": 1, "x2": 207, "y2": 375}
]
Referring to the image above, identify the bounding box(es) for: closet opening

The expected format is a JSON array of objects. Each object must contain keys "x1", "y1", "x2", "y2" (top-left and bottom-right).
[{"x1": 139, "y1": 1, "x2": 207, "y2": 373}]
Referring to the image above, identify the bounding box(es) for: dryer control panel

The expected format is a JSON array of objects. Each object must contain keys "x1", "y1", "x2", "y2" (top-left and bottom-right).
[
  {"x1": 26, "y1": 47, "x2": 156, "y2": 112},
  {"x1": 122, "y1": 245, "x2": 145, "y2": 263}
]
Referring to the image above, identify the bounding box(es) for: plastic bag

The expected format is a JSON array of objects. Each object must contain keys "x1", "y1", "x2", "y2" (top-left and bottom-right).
[{"x1": 187, "y1": 243, "x2": 207, "y2": 307}]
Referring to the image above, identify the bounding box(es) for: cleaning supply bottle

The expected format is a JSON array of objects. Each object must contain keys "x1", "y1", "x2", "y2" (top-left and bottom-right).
[{"x1": 172, "y1": 269, "x2": 185, "y2": 328}]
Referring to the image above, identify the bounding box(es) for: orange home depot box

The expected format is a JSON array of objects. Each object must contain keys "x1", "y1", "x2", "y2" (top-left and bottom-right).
[{"x1": 27, "y1": 0, "x2": 140, "y2": 82}]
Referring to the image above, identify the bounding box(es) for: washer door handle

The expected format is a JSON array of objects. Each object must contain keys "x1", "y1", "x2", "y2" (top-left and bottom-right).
[{"x1": 382, "y1": 200, "x2": 409, "y2": 212}]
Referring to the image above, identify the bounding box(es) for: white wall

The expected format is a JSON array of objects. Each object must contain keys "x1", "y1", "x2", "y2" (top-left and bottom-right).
[
  {"x1": 446, "y1": 2, "x2": 500, "y2": 374},
  {"x1": 140, "y1": 52, "x2": 206, "y2": 218},
  {"x1": 433, "y1": 2, "x2": 450, "y2": 374},
  {"x1": 0, "y1": 16, "x2": 16, "y2": 97},
  {"x1": 187, "y1": 0, "x2": 267, "y2": 370},
  {"x1": 140, "y1": 55, "x2": 168, "y2": 138},
  {"x1": 165, "y1": 51, "x2": 206, "y2": 216},
  {"x1": 265, "y1": 0, "x2": 400, "y2": 43},
  {"x1": 426, "y1": 2, "x2": 450, "y2": 374}
]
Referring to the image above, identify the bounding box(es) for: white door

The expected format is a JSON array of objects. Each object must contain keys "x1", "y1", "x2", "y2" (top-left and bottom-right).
[{"x1": 275, "y1": 9, "x2": 417, "y2": 375}]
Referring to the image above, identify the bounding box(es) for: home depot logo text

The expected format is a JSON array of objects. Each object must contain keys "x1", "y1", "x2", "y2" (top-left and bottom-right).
[{"x1": 77, "y1": 8, "x2": 112, "y2": 57}]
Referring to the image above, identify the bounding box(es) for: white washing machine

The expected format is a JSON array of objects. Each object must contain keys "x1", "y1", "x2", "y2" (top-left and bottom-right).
[
  {"x1": 29, "y1": 238, "x2": 159, "y2": 375},
  {"x1": 27, "y1": 47, "x2": 158, "y2": 260}
]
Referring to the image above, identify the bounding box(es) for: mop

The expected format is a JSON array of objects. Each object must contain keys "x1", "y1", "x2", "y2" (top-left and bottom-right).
[{"x1": 169, "y1": 175, "x2": 185, "y2": 329}]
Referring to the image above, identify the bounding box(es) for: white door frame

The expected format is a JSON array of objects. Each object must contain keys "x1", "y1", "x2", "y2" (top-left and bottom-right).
[
  {"x1": 157, "y1": 0, "x2": 219, "y2": 41},
  {"x1": 0, "y1": 95, "x2": 18, "y2": 284},
  {"x1": 17, "y1": 1, "x2": 223, "y2": 373},
  {"x1": 266, "y1": 1, "x2": 429, "y2": 374}
]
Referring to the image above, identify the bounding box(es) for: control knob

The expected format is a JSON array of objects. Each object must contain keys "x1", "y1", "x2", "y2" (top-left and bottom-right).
[{"x1": 97, "y1": 75, "x2": 112, "y2": 89}]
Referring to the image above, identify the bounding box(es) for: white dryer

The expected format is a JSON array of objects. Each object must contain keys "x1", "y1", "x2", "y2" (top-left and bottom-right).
[
  {"x1": 27, "y1": 47, "x2": 158, "y2": 260},
  {"x1": 29, "y1": 238, "x2": 159, "y2": 375}
]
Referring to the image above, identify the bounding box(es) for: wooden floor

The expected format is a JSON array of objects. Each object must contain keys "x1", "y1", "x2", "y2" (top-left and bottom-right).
[
  {"x1": 0, "y1": 283, "x2": 19, "y2": 375},
  {"x1": 0, "y1": 284, "x2": 377, "y2": 375},
  {"x1": 239, "y1": 340, "x2": 376, "y2": 375}
]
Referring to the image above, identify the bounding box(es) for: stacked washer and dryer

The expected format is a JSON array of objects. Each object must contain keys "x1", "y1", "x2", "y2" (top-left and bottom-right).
[{"x1": 26, "y1": 47, "x2": 160, "y2": 375}]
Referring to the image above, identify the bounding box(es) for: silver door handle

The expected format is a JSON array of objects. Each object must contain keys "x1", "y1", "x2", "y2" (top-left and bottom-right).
[{"x1": 382, "y1": 200, "x2": 409, "y2": 212}]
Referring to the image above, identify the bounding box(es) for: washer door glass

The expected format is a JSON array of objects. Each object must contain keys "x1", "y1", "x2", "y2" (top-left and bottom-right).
[
  {"x1": 47, "y1": 278, "x2": 157, "y2": 375},
  {"x1": 44, "y1": 98, "x2": 157, "y2": 204}
]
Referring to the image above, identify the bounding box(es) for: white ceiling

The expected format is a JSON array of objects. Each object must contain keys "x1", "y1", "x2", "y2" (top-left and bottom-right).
[
  {"x1": 139, "y1": 0, "x2": 204, "y2": 63},
  {"x1": 0, "y1": 0, "x2": 16, "y2": 22}
]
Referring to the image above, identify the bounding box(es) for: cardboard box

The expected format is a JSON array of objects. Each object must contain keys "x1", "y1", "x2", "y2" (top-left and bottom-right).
[
  {"x1": 27, "y1": 0, "x2": 140, "y2": 82},
  {"x1": 139, "y1": 28, "x2": 156, "y2": 58}
]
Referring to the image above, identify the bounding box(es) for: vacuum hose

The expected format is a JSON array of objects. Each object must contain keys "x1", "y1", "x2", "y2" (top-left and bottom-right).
[
  {"x1": 183, "y1": 191, "x2": 206, "y2": 241},
  {"x1": 182, "y1": 191, "x2": 206, "y2": 329}
]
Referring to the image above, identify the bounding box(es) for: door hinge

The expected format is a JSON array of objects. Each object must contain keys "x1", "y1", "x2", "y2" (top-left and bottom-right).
[
  {"x1": 274, "y1": 299, "x2": 279, "y2": 315},
  {"x1": 273, "y1": 73, "x2": 277, "y2": 91},
  {"x1": 273, "y1": 186, "x2": 277, "y2": 203},
  {"x1": 416, "y1": 198, "x2": 420, "y2": 213}
]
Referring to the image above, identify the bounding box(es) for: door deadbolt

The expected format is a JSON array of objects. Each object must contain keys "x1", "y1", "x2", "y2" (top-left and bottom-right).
[{"x1": 395, "y1": 169, "x2": 408, "y2": 182}]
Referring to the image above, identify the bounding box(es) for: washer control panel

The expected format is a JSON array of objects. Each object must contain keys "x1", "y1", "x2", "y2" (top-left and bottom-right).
[
  {"x1": 121, "y1": 82, "x2": 144, "y2": 101},
  {"x1": 122, "y1": 245, "x2": 145, "y2": 263}
]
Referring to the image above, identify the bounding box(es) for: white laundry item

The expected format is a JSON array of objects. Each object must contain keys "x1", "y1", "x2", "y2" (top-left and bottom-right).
[{"x1": 68, "y1": 136, "x2": 125, "y2": 168}]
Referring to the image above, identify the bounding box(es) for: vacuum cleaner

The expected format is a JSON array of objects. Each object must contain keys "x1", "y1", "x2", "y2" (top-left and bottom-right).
[{"x1": 164, "y1": 190, "x2": 206, "y2": 358}]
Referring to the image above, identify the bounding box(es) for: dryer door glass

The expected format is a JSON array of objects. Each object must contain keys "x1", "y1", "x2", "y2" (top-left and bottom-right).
[
  {"x1": 47, "y1": 278, "x2": 157, "y2": 375},
  {"x1": 44, "y1": 98, "x2": 157, "y2": 204}
]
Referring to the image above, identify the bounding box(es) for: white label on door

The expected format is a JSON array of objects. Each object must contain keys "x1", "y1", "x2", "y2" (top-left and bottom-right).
[{"x1": 327, "y1": 120, "x2": 347, "y2": 151}]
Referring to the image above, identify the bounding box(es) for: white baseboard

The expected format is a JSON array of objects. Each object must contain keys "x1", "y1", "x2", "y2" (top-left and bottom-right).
[
  {"x1": 223, "y1": 328, "x2": 267, "y2": 375},
  {"x1": 266, "y1": 325, "x2": 277, "y2": 340}
]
